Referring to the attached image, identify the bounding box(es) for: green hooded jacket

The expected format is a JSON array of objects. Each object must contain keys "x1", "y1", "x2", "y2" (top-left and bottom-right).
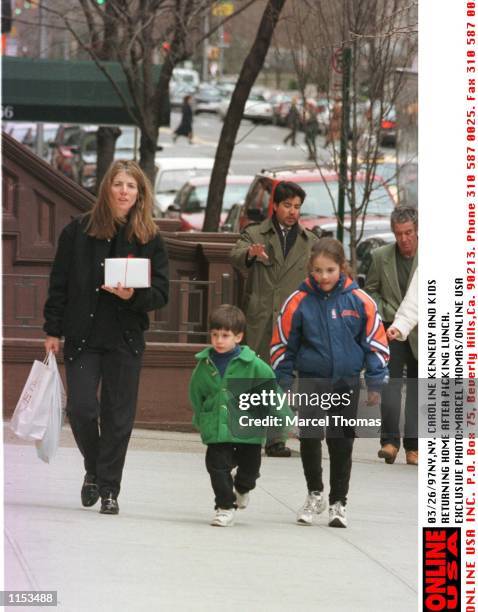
[{"x1": 189, "y1": 345, "x2": 292, "y2": 445}]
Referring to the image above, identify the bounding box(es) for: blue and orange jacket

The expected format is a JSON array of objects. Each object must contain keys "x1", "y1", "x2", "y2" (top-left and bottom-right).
[{"x1": 270, "y1": 274, "x2": 389, "y2": 390}]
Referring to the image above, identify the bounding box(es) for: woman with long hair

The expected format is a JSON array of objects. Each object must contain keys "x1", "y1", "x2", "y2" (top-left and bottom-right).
[{"x1": 44, "y1": 160, "x2": 169, "y2": 515}]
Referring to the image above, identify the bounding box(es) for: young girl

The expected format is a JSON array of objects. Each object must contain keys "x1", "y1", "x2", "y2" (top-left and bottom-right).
[{"x1": 270, "y1": 238, "x2": 389, "y2": 528}]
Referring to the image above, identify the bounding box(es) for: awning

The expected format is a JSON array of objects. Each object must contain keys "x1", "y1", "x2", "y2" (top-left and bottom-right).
[{"x1": 2, "y1": 56, "x2": 170, "y2": 126}]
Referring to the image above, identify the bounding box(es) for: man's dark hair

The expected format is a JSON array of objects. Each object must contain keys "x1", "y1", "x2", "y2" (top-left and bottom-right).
[
  {"x1": 273, "y1": 181, "x2": 306, "y2": 205},
  {"x1": 390, "y1": 205, "x2": 418, "y2": 230},
  {"x1": 209, "y1": 304, "x2": 246, "y2": 334}
]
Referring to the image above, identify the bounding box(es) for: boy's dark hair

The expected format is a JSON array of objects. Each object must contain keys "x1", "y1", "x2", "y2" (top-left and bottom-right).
[
  {"x1": 209, "y1": 304, "x2": 246, "y2": 334},
  {"x1": 273, "y1": 181, "x2": 306, "y2": 205}
]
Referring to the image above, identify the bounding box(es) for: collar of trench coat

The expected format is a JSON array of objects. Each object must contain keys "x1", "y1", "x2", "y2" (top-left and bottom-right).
[{"x1": 257, "y1": 217, "x2": 313, "y2": 277}]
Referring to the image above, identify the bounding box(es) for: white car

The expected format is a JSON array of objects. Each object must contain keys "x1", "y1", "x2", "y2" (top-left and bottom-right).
[
  {"x1": 154, "y1": 157, "x2": 215, "y2": 216},
  {"x1": 243, "y1": 91, "x2": 273, "y2": 123}
]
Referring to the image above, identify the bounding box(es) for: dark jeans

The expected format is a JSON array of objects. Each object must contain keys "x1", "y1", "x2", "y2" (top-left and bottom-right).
[
  {"x1": 300, "y1": 437, "x2": 354, "y2": 506},
  {"x1": 205, "y1": 443, "x2": 262, "y2": 509},
  {"x1": 380, "y1": 332, "x2": 418, "y2": 451},
  {"x1": 284, "y1": 128, "x2": 297, "y2": 146},
  {"x1": 65, "y1": 345, "x2": 142, "y2": 498},
  {"x1": 298, "y1": 379, "x2": 359, "y2": 506}
]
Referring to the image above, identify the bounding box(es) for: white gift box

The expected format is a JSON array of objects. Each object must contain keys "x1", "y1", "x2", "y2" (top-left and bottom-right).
[{"x1": 104, "y1": 258, "x2": 151, "y2": 288}]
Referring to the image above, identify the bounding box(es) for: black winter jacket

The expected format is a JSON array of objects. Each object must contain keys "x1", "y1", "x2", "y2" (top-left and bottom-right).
[{"x1": 43, "y1": 216, "x2": 169, "y2": 361}]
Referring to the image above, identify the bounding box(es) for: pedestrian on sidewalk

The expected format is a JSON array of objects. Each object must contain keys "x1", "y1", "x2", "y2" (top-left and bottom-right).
[
  {"x1": 324, "y1": 100, "x2": 341, "y2": 148},
  {"x1": 189, "y1": 304, "x2": 291, "y2": 527},
  {"x1": 303, "y1": 101, "x2": 319, "y2": 161},
  {"x1": 173, "y1": 95, "x2": 194, "y2": 144},
  {"x1": 43, "y1": 160, "x2": 169, "y2": 515},
  {"x1": 271, "y1": 238, "x2": 389, "y2": 528},
  {"x1": 365, "y1": 206, "x2": 418, "y2": 466},
  {"x1": 230, "y1": 181, "x2": 319, "y2": 457},
  {"x1": 283, "y1": 97, "x2": 300, "y2": 146}
]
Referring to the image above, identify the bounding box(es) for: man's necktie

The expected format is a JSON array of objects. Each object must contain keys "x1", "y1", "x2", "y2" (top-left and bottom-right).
[{"x1": 282, "y1": 227, "x2": 289, "y2": 256}]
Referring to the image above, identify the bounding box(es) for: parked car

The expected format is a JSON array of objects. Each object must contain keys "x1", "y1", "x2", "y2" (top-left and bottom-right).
[
  {"x1": 166, "y1": 175, "x2": 253, "y2": 231},
  {"x1": 215, "y1": 81, "x2": 236, "y2": 99},
  {"x1": 379, "y1": 106, "x2": 397, "y2": 146},
  {"x1": 49, "y1": 124, "x2": 97, "y2": 184},
  {"x1": 356, "y1": 232, "x2": 395, "y2": 284},
  {"x1": 194, "y1": 84, "x2": 222, "y2": 114},
  {"x1": 359, "y1": 102, "x2": 397, "y2": 146},
  {"x1": 218, "y1": 88, "x2": 274, "y2": 123},
  {"x1": 50, "y1": 125, "x2": 143, "y2": 192},
  {"x1": 79, "y1": 126, "x2": 142, "y2": 191},
  {"x1": 153, "y1": 156, "x2": 216, "y2": 216},
  {"x1": 221, "y1": 165, "x2": 396, "y2": 247},
  {"x1": 243, "y1": 89, "x2": 274, "y2": 123}
]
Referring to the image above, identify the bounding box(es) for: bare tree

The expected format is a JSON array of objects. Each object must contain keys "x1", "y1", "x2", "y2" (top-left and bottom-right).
[
  {"x1": 203, "y1": 0, "x2": 287, "y2": 231},
  {"x1": 41, "y1": 0, "x2": 257, "y2": 187},
  {"x1": 283, "y1": 0, "x2": 417, "y2": 271}
]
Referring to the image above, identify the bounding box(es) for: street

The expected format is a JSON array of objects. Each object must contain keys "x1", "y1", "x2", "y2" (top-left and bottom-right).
[{"x1": 161, "y1": 111, "x2": 331, "y2": 176}]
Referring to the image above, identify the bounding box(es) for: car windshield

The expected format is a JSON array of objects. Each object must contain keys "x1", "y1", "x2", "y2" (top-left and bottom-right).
[
  {"x1": 184, "y1": 183, "x2": 250, "y2": 212},
  {"x1": 157, "y1": 169, "x2": 212, "y2": 193},
  {"x1": 249, "y1": 93, "x2": 266, "y2": 102},
  {"x1": 297, "y1": 180, "x2": 394, "y2": 217}
]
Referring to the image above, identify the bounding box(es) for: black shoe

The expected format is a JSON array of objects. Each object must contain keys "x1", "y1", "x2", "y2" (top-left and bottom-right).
[
  {"x1": 81, "y1": 474, "x2": 100, "y2": 507},
  {"x1": 265, "y1": 442, "x2": 291, "y2": 457},
  {"x1": 100, "y1": 493, "x2": 119, "y2": 515}
]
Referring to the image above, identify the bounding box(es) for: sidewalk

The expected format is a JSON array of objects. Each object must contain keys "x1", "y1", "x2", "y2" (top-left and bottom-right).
[{"x1": 4, "y1": 426, "x2": 418, "y2": 612}]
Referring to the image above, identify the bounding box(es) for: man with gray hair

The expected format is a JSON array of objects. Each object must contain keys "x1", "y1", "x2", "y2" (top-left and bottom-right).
[{"x1": 365, "y1": 206, "x2": 418, "y2": 465}]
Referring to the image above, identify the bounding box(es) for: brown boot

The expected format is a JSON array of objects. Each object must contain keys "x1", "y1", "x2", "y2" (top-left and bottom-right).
[
  {"x1": 377, "y1": 444, "x2": 398, "y2": 464},
  {"x1": 406, "y1": 450, "x2": 418, "y2": 465}
]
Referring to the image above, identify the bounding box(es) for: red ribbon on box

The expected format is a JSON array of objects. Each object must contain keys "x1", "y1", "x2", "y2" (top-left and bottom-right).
[{"x1": 124, "y1": 255, "x2": 135, "y2": 287}]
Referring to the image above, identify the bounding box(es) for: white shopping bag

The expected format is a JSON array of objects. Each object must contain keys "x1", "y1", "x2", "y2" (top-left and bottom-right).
[
  {"x1": 35, "y1": 353, "x2": 66, "y2": 463},
  {"x1": 10, "y1": 353, "x2": 55, "y2": 441}
]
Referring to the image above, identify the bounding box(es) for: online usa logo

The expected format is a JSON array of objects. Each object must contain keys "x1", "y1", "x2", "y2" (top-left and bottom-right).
[{"x1": 422, "y1": 528, "x2": 460, "y2": 611}]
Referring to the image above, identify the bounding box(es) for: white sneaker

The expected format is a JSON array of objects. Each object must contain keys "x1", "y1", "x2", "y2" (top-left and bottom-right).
[
  {"x1": 210, "y1": 508, "x2": 235, "y2": 527},
  {"x1": 328, "y1": 501, "x2": 347, "y2": 528},
  {"x1": 234, "y1": 490, "x2": 250, "y2": 509},
  {"x1": 296, "y1": 492, "x2": 326, "y2": 525}
]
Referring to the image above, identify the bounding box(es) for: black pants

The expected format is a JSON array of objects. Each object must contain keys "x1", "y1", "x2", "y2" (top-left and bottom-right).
[
  {"x1": 300, "y1": 437, "x2": 354, "y2": 506},
  {"x1": 298, "y1": 378, "x2": 358, "y2": 505},
  {"x1": 205, "y1": 443, "x2": 262, "y2": 509},
  {"x1": 284, "y1": 128, "x2": 297, "y2": 146},
  {"x1": 65, "y1": 345, "x2": 142, "y2": 498},
  {"x1": 380, "y1": 333, "x2": 418, "y2": 451}
]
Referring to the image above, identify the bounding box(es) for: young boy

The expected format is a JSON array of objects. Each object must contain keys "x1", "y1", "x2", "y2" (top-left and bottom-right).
[{"x1": 189, "y1": 304, "x2": 289, "y2": 527}]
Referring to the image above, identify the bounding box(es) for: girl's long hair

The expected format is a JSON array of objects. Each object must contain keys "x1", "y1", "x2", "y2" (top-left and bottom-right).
[
  {"x1": 85, "y1": 160, "x2": 158, "y2": 244},
  {"x1": 309, "y1": 238, "x2": 352, "y2": 276}
]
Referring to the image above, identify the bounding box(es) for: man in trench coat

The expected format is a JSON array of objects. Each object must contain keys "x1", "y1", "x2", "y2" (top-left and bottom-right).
[{"x1": 230, "y1": 181, "x2": 319, "y2": 456}]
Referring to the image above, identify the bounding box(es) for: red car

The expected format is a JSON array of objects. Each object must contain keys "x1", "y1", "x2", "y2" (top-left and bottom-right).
[
  {"x1": 167, "y1": 175, "x2": 253, "y2": 231},
  {"x1": 222, "y1": 165, "x2": 396, "y2": 250}
]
